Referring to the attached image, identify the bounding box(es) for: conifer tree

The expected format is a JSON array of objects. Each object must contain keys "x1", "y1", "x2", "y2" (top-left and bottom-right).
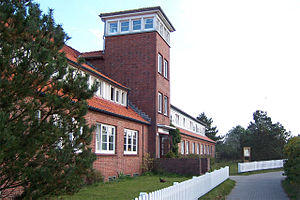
[
  {"x1": 0, "y1": 0, "x2": 96, "y2": 198},
  {"x1": 197, "y1": 112, "x2": 222, "y2": 142}
]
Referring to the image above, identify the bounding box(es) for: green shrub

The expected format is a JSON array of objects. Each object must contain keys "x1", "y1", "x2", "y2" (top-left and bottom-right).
[
  {"x1": 165, "y1": 151, "x2": 176, "y2": 158},
  {"x1": 283, "y1": 136, "x2": 300, "y2": 187},
  {"x1": 84, "y1": 169, "x2": 104, "y2": 185}
]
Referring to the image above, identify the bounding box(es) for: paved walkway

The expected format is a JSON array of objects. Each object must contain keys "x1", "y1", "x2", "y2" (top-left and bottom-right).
[{"x1": 227, "y1": 171, "x2": 289, "y2": 200}]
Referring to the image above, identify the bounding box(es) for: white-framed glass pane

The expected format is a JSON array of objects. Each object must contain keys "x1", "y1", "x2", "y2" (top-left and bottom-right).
[
  {"x1": 109, "y1": 22, "x2": 118, "y2": 33},
  {"x1": 158, "y1": 54, "x2": 162, "y2": 73},
  {"x1": 121, "y1": 21, "x2": 129, "y2": 32},
  {"x1": 164, "y1": 60, "x2": 168, "y2": 78},
  {"x1": 145, "y1": 18, "x2": 153, "y2": 29},
  {"x1": 186, "y1": 141, "x2": 189, "y2": 154},
  {"x1": 132, "y1": 19, "x2": 141, "y2": 30},
  {"x1": 124, "y1": 129, "x2": 138, "y2": 154},
  {"x1": 181, "y1": 141, "x2": 185, "y2": 154},
  {"x1": 158, "y1": 93, "x2": 162, "y2": 113},
  {"x1": 164, "y1": 96, "x2": 168, "y2": 115}
]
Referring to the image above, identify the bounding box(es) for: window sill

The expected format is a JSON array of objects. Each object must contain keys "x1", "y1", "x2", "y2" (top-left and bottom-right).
[
  {"x1": 95, "y1": 153, "x2": 117, "y2": 156},
  {"x1": 124, "y1": 153, "x2": 139, "y2": 156}
]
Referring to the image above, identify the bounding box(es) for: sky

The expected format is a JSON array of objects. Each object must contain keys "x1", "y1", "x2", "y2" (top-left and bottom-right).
[{"x1": 37, "y1": 0, "x2": 300, "y2": 136}]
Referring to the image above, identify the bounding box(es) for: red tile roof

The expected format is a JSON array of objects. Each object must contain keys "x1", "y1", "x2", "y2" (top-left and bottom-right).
[
  {"x1": 178, "y1": 128, "x2": 216, "y2": 143},
  {"x1": 88, "y1": 97, "x2": 150, "y2": 124},
  {"x1": 61, "y1": 45, "x2": 128, "y2": 90},
  {"x1": 80, "y1": 50, "x2": 103, "y2": 58}
]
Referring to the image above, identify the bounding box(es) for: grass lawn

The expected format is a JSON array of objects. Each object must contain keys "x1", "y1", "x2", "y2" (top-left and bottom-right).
[
  {"x1": 198, "y1": 179, "x2": 236, "y2": 200},
  {"x1": 59, "y1": 173, "x2": 190, "y2": 200}
]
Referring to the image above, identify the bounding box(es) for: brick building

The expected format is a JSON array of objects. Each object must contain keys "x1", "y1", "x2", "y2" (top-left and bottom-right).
[{"x1": 62, "y1": 6, "x2": 215, "y2": 180}]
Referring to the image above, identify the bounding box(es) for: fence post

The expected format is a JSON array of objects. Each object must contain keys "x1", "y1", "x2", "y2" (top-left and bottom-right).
[{"x1": 139, "y1": 192, "x2": 148, "y2": 200}]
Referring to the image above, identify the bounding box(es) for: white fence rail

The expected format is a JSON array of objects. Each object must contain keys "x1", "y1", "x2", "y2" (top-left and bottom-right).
[
  {"x1": 134, "y1": 166, "x2": 229, "y2": 200},
  {"x1": 238, "y1": 159, "x2": 284, "y2": 173}
]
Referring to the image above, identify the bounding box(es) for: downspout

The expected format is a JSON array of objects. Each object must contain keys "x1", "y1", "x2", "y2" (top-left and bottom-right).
[{"x1": 102, "y1": 21, "x2": 106, "y2": 54}]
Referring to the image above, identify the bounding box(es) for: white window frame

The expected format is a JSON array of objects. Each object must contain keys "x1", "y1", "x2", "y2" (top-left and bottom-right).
[
  {"x1": 109, "y1": 21, "x2": 118, "y2": 34},
  {"x1": 158, "y1": 54, "x2": 162, "y2": 74},
  {"x1": 158, "y1": 92, "x2": 162, "y2": 113},
  {"x1": 201, "y1": 144, "x2": 204, "y2": 155},
  {"x1": 181, "y1": 141, "x2": 185, "y2": 154},
  {"x1": 110, "y1": 86, "x2": 115, "y2": 101},
  {"x1": 132, "y1": 19, "x2": 141, "y2": 31},
  {"x1": 121, "y1": 20, "x2": 129, "y2": 32},
  {"x1": 192, "y1": 142, "x2": 195, "y2": 154},
  {"x1": 124, "y1": 129, "x2": 138, "y2": 155},
  {"x1": 196, "y1": 143, "x2": 200, "y2": 154},
  {"x1": 96, "y1": 124, "x2": 116, "y2": 154},
  {"x1": 144, "y1": 18, "x2": 154, "y2": 29},
  {"x1": 163, "y1": 60, "x2": 168, "y2": 78},
  {"x1": 186, "y1": 141, "x2": 189, "y2": 154},
  {"x1": 163, "y1": 96, "x2": 168, "y2": 116}
]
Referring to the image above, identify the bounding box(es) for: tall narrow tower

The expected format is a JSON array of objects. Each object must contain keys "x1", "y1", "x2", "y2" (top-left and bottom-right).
[{"x1": 99, "y1": 7, "x2": 175, "y2": 158}]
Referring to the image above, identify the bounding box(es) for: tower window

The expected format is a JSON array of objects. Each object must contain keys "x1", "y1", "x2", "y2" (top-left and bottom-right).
[
  {"x1": 109, "y1": 22, "x2": 118, "y2": 33},
  {"x1": 163, "y1": 59, "x2": 168, "y2": 78},
  {"x1": 158, "y1": 92, "x2": 162, "y2": 113},
  {"x1": 164, "y1": 96, "x2": 168, "y2": 116},
  {"x1": 144, "y1": 18, "x2": 154, "y2": 29},
  {"x1": 121, "y1": 21, "x2": 129, "y2": 32},
  {"x1": 158, "y1": 54, "x2": 162, "y2": 74},
  {"x1": 132, "y1": 19, "x2": 141, "y2": 30}
]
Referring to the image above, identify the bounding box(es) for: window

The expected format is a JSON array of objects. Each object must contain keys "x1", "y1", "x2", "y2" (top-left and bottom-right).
[
  {"x1": 121, "y1": 92, "x2": 125, "y2": 105},
  {"x1": 201, "y1": 144, "x2": 204, "y2": 154},
  {"x1": 181, "y1": 141, "x2": 185, "y2": 154},
  {"x1": 192, "y1": 143, "x2": 195, "y2": 154},
  {"x1": 116, "y1": 90, "x2": 119, "y2": 103},
  {"x1": 124, "y1": 129, "x2": 138, "y2": 154},
  {"x1": 96, "y1": 124, "x2": 115, "y2": 154},
  {"x1": 186, "y1": 141, "x2": 189, "y2": 154},
  {"x1": 163, "y1": 96, "x2": 168, "y2": 116},
  {"x1": 175, "y1": 114, "x2": 179, "y2": 125},
  {"x1": 109, "y1": 22, "x2": 118, "y2": 33},
  {"x1": 158, "y1": 54, "x2": 162, "y2": 73},
  {"x1": 207, "y1": 145, "x2": 210, "y2": 155},
  {"x1": 158, "y1": 92, "x2": 162, "y2": 113},
  {"x1": 35, "y1": 110, "x2": 41, "y2": 122},
  {"x1": 163, "y1": 60, "x2": 168, "y2": 78},
  {"x1": 196, "y1": 143, "x2": 200, "y2": 154},
  {"x1": 121, "y1": 21, "x2": 129, "y2": 32},
  {"x1": 110, "y1": 87, "x2": 115, "y2": 101},
  {"x1": 183, "y1": 118, "x2": 186, "y2": 127},
  {"x1": 132, "y1": 19, "x2": 141, "y2": 30},
  {"x1": 144, "y1": 18, "x2": 153, "y2": 29}
]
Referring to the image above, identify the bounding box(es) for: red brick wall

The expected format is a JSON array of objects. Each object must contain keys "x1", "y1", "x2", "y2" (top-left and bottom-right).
[
  {"x1": 153, "y1": 157, "x2": 210, "y2": 175},
  {"x1": 100, "y1": 32, "x2": 171, "y2": 158},
  {"x1": 179, "y1": 134, "x2": 215, "y2": 157},
  {"x1": 85, "y1": 110, "x2": 148, "y2": 181}
]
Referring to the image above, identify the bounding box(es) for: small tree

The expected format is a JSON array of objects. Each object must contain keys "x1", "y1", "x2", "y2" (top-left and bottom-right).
[{"x1": 0, "y1": 0, "x2": 96, "y2": 198}]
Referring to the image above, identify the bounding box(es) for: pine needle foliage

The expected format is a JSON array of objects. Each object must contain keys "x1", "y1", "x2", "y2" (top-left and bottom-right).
[{"x1": 0, "y1": 0, "x2": 96, "y2": 198}]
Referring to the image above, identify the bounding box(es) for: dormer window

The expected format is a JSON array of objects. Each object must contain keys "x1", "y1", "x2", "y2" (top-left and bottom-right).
[
  {"x1": 144, "y1": 18, "x2": 154, "y2": 29},
  {"x1": 132, "y1": 19, "x2": 141, "y2": 31},
  {"x1": 121, "y1": 21, "x2": 129, "y2": 32},
  {"x1": 109, "y1": 22, "x2": 118, "y2": 33}
]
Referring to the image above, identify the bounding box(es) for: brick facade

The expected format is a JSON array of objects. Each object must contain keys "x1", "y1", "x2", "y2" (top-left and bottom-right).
[
  {"x1": 86, "y1": 110, "x2": 149, "y2": 181},
  {"x1": 99, "y1": 32, "x2": 171, "y2": 158}
]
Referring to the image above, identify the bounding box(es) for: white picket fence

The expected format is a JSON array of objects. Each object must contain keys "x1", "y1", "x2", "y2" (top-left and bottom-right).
[
  {"x1": 134, "y1": 166, "x2": 229, "y2": 200},
  {"x1": 238, "y1": 159, "x2": 284, "y2": 173}
]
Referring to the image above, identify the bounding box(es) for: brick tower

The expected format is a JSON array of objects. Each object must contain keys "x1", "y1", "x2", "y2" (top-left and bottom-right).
[{"x1": 98, "y1": 7, "x2": 175, "y2": 158}]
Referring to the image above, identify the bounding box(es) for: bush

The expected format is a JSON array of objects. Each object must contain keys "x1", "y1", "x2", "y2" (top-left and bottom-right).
[
  {"x1": 84, "y1": 169, "x2": 104, "y2": 185},
  {"x1": 283, "y1": 136, "x2": 300, "y2": 187}
]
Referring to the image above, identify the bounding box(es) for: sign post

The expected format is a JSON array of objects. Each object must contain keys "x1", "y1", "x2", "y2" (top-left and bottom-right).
[{"x1": 243, "y1": 147, "x2": 251, "y2": 162}]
